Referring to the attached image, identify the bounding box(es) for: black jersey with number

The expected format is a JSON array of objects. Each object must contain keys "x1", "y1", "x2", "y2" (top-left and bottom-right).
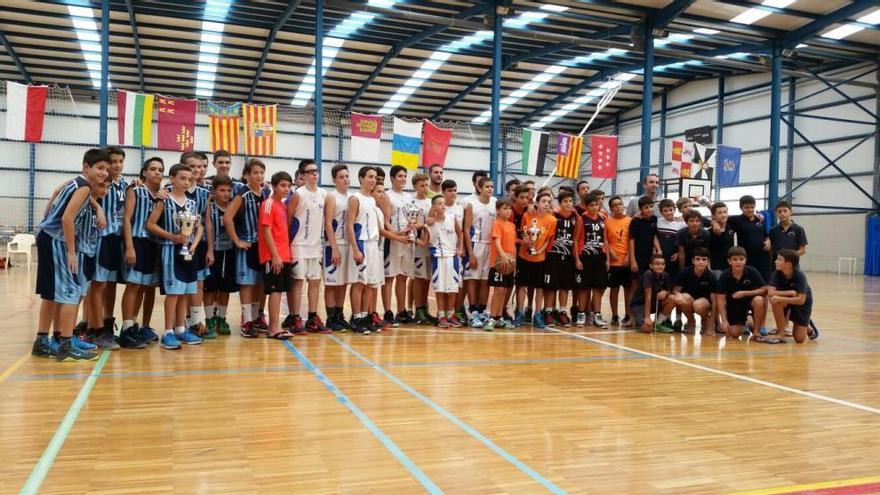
[
  {"x1": 549, "y1": 211, "x2": 578, "y2": 256},
  {"x1": 581, "y1": 213, "x2": 605, "y2": 256}
]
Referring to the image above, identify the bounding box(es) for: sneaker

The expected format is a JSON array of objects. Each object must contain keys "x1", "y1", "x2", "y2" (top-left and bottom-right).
[
  {"x1": 524, "y1": 307, "x2": 533, "y2": 320},
  {"x1": 414, "y1": 308, "x2": 432, "y2": 325},
  {"x1": 532, "y1": 311, "x2": 546, "y2": 329},
  {"x1": 290, "y1": 316, "x2": 307, "y2": 335},
  {"x1": 469, "y1": 315, "x2": 484, "y2": 328},
  {"x1": 215, "y1": 319, "x2": 231, "y2": 335},
  {"x1": 593, "y1": 314, "x2": 609, "y2": 329},
  {"x1": 673, "y1": 319, "x2": 683, "y2": 332},
  {"x1": 396, "y1": 310, "x2": 414, "y2": 325},
  {"x1": 544, "y1": 311, "x2": 558, "y2": 327},
  {"x1": 656, "y1": 320, "x2": 675, "y2": 333},
  {"x1": 56, "y1": 339, "x2": 98, "y2": 362},
  {"x1": 350, "y1": 317, "x2": 371, "y2": 335},
  {"x1": 500, "y1": 318, "x2": 516, "y2": 329},
  {"x1": 455, "y1": 309, "x2": 468, "y2": 325},
  {"x1": 575, "y1": 312, "x2": 587, "y2": 326},
  {"x1": 483, "y1": 318, "x2": 495, "y2": 332},
  {"x1": 448, "y1": 314, "x2": 464, "y2": 328},
  {"x1": 161, "y1": 332, "x2": 182, "y2": 350},
  {"x1": 94, "y1": 330, "x2": 120, "y2": 350},
  {"x1": 202, "y1": 325, "x2": 218, "y2": 339},
  {"x1": 611, "y1": 315, "x2": 620, "y2": 326},
  {"x1": 253, "y1": 314, "x2": 269, "y2": 331},
  {"x1": 205, "y1": 316, "x2": 217, "y2": 333},
  {"x1": 784, "y1": 327, "x2": 793, "y2": 337},
  {"x1": 73, "y1": 320, "x2": 88, "y2": 337},
  {"x1": 584, "y1": 312, "x2": 595, "y2": 326},
  {"x1": 138, "y1": 325, "x2": 160, "y2": 342},
  {"x1": 620, "y1": 315, "x2": 634, "y2": 328},
  {"x1": 71, "y1": 335, "x2": 98, "y2": 351},
  {"x1": 809, "y1": 320, "x2": 819, "y2": 340},
  {"x1": 437, "y1": 316, "x2": 450, "y2": 328},
  {"x1": 178, "y1": 330, "x2": 203, "y2": 345},
  {"x1": 31, "y1": 335, "x2": 56, "y2": 358},
  {"x1": 383, "y1": 310, "x2": 400, "y2": 328},
  {"x1": 338, "y1": 314, "x2": 353, "y2": 330},
  {"x1": 307, "y1": 315, "x2": 332, "y2": 334},
  {"x1": 513, "y1": 309, "x2": 525, "y2": 327},
  {"x1": 118, "y1": 327, "x2": 147, "y2": 349},
  {"x1": 327, "y1": 314, "x2": 347, "y2": 332},
  {"x1": 557, "y1": 311, "x2": 572, "y2": 327},
  {"x1": 367, "y1": 313, "x2": 387, "y2": 332},
  {"x1": 189, "y1": 322, "x2": 207, "y2": 338},
  {"x1": 240, "y1": 322, "x2": 260, "y2": 338},
  {"x1": 281, "y1": 314, "x2": 295, "y2": 330}
]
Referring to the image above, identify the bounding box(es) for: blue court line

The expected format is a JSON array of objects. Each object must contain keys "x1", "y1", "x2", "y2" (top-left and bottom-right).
[
  {"x1": 19, "y1": 350, "x2": 110, "y2": 495},
  {"x1": 281, "y1": 341, "x2": 443, "y2": 495},
  {"x1": 329, "y1": 335, "x2": 568, "y2": 495}
]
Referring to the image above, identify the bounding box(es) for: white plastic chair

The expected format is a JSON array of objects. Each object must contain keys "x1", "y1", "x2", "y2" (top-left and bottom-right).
[{"x1": 7, "y1": 233, "x2": 36, "y2": 267}]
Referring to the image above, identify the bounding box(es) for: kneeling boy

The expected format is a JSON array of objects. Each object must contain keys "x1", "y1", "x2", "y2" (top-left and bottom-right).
[
  {"x1": 630, "y1": 253, "x2": 676, "y2": 333},
  {"x1": 769, "y1": 249, "x2": 816, "y2": 343},
  {"x1": 717, "y1": 246, "x2": 768, "y2": 339},
  {"x1": 673, "y1": 247, "x2": 717, "y2": 335}
]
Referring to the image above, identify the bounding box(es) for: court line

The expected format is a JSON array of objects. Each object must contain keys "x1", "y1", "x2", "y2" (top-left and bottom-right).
[
  {"x1": 329, "y1": 335, "x2": 568, "y2": 495},
  {"x1": 0, "y1": 354, "x2": 30, "y2": 384},
  {"x1": 547, "y1": 327, "x2": 880, "y2": 415},
  {"x1": 393, "y1": 327, "x2": 629, "y2": 336},
  {"x1": 730, "y1": 475, "x2": 880, "y2": 495},
  {"x1": 281, "y1": 341, "x2": 443, "y2": 495},
  {"x1": 19, "y1": 350, "x2": 111, "y2": 495}
]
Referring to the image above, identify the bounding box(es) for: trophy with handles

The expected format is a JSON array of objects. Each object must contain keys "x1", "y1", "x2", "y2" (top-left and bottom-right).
[
  {"x1": 403, "y1": 202, "x2": 421, "y2": 242},
  {"x1": 526, "y1": 218, "x2": 540, "y2": 256},
  {"x1": 173, "y1": 207, "x2": 200, "y2": 261}
]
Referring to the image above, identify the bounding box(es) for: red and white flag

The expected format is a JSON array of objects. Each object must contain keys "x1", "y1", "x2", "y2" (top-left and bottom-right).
[
  {"x1": 5, "y1": 82, "x2": 49, "y2": 142},
  {"x1": 349, "y1": 112, "x2": 382, "y2": 163},
  {"x1": 590, "y1": 135, "x2": 617, "y2": 178},
  {"x1": 671, "y1": 139, "x2": 692, "y2": 177}
]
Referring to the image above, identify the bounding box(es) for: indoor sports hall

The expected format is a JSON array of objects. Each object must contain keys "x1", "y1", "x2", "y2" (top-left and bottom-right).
[{"x1": 1, "y1": 1, "x2": 879, "y2": 494}]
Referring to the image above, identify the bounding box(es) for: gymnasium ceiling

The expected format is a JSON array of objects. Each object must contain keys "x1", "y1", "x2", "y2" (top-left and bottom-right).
[{"x1": 0, "y1": 0, "x2": 878, "y2": 132}]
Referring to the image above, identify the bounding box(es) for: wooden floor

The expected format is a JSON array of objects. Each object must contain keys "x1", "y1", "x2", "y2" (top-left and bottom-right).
[{"x1": 1, "y1": 268, "x2": 879, "y2": 495}]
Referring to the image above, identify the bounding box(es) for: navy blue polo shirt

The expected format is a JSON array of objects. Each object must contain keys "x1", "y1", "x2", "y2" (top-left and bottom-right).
[
  {"x1": 718, "y1": 265, "x2": 766, "y2": 298},
  {"x1": 709, "y1": 223, "x2": 736, "y2": 271},
  {"x1": 768, "y1": 222, "x2": 807, "y2": 260},
  {"x1": 729, "y1": 214, "x2": 771, "y2": 276},
  {"x1": 675, "y1": 266, "x2": 718, "y2": 300},
  {"x1": 769, "y1": 269, "x2": 812, "y2": 306},
  {"x1": 676, "y1": 227, "x2": 711, "y2": 267},
  {"x1": 628, "y1": 215, "x2": 657, "y2": 271}
]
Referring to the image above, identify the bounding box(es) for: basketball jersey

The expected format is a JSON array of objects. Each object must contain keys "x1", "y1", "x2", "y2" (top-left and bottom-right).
[
  {"x1": 447, "y1": 202, "x2": 464, "y2": 228},
  {"x1": 130, "y1": 185, "x2": 157, "y2": 239},
  {"x1": 385, "y1": 189, "x2": 411, "y2": 233},
  {"x1": 99, "y1": 176, "x2": 128, "y2": 237},
  {"x1": 188, "y1": 185, "x2": 209, "y2": 240},
  {"x1": 158, "y1": 196, "x2": 198, "y2": 246},
  {"x1": 375, "y1": 206, "x2": 385, "y2": 248},
  {"x1": 549, "y1": 211, "x2": 577, "y2": 257},
  {"x1": 410, "y1": 196, "x2": 431, "y2": 257},
  {"x1": 291, "y1": 186, "x2": 326, "y2": 258},
  {"x1": 353, "y1": 192, "x2": 378, "y2": 242},
  {"x1": 234, "y1": 187, "x2": 265, "y2": 243},
  {"x1": 74, "y1": 202, "x2": 100, "y2": 256},
  {"x1": 326, "y1": 189, "x2": 350, "y2": 242},
  {"x1": 469, "y1": 196, "x2": 497, "y2": 244},
  {"x1": 582, "y1": 213, "x2": 605, "y2": 256},
  {"x1": 429, "y1": 214, "x2": 457, "y2": 258},
  {"x1": 210, "y1": 202, "x2": 233, "y2": 251},
  {"x1": 40, "y1": 176, "x2": 89, "y2": 241}
]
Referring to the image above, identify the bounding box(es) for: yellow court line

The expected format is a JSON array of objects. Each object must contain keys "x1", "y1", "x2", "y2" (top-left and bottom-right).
[
  {"x1": 729, "y1": 475, "x2": 880, "y2": 495},
  {"x1": 0, "y1": 354, "x2": 31, "y2": 384}
]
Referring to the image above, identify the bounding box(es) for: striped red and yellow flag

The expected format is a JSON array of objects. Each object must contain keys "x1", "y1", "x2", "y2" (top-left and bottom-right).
[
  {"x1": 208, "y1": 101, "x2": 240, "y2": 154},
  {"x1": 555, "y1": 133, "x2": 583, "y2": 179},
  {"x1": 243, "y1": 103, "x2": 277, "y2": 156}
]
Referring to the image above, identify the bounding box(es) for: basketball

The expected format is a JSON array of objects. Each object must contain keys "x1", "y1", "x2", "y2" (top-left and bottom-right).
[{"x1": 495, "y1": 257, "x2": 515, "y2": 275}]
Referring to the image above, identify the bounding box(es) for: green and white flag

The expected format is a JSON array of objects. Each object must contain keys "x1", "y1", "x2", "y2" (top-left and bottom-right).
[
  {"x1": 522, "y1": 128, "x2": 549, "y2": 176},
  {"x1": 117, "y1": 90, "x2": 155, "y2": 146}
]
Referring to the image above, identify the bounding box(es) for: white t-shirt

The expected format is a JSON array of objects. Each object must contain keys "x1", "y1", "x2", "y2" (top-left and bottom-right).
[{"x1": 292, "y1": 186, "x2": 326, "y2": 258}]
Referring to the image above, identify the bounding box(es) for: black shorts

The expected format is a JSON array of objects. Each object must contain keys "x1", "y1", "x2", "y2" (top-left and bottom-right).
[
  {"x1": 607, "y1": 266, "x2": 632, "y2": 288},
  {"x1": 577, "y1": 254, "x2": 607, "y2": 290},
  {"x1": 545, "y1": 253, "x2": 577, "y2": 291},
  {"x1": 725, "y1": 295, "x2": 754, "y2": 326},
  {"x1": 205, "y1": 249, "x2": 239, "y2": 293},
  {"x1": 787, "y1": 301, "x2": 812, "y2": 327},
  {"x1": 262, "y1": 262, "x2": 292, "y2": 294},
  {"x1": 664, "y1": 262, "x2": 680, "y2": 284},
  {"x1": 123, "y1": 237, "x2": 159, "y2": 286},
  {"x1": 193, "y1": 239, "x2": 208, "y2": 272},
  {"x1": 488, "y1": 267, "x2": 514, "y2": 288},
  {"x1": 96, "y1": 233, "x2": 123, "y2": 282},
  {"x1": 515, "y1": 259, "x2": 546, "y2": 289}
]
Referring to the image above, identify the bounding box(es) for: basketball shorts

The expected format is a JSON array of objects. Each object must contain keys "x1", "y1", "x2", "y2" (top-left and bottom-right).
[
  {"x1": 545, "y1": 253, "x2": 577, "y2": 291},
  {"x1": 36, "y1": 231, "x2": 85, "y2": 305},
  {"x1": 725, "y1": 295, "x2": 754, "y2": 326},
  {"x1": 235, "y1": 242, "x2": 261, "y2": 286},
  {"x1": 194, "y1": 241, "x2": 210, "y2": 281},
  {"x1": 412, "y1": 253, "x2": 432, "y2": 281},
  {"x1": 488, "y1": 267, "x2": 514, "y2": 288},
  {"x1": 787, "y1": 301, "x2": 812, "y2": 327},
  {"x1": 263, "y1": 262, "x2": 292, "y2": 294},
  {"x1": 94, "y1": 233, "x2": 123, "y2": 283},
  {"x1": 78, "y1": 252, "x2": 96, "y2": 298},
  {"x1": 292, "y1": 257, "x2": 322, "y2": 281},
  {"x1": 205, "y1": 248, "x2": 238, "y2": 293},
  {"x1": 350, "y1": 239, "x2": 383, "y2": 286},
  {"x1": 324, "y1": 243, "x2": 351, "y2": 286},
  {"x1": 515, "y1": 258, "x2": 546, "y2": 289},
  {"x1": 607, "y1": 266, "x2": 632, "y2": 288},
  {"x1": 577, "y1": 254, "x2": 607, "y2": 290},
  {"x1": 430, "y1": 256, "x2": 461, "y2": 293},
  {"x1": 122, "y1": 237, "x2": 159, "y2": 286},
  {"x1": 159, "y1": 244, "x2": 198, "y2": 296},
  {"x1": 463, "y1": 243, "x2": 491, "y2": 281},
  {"x1": 384, "y1": 239, "x2": 413, "y2": 278}
]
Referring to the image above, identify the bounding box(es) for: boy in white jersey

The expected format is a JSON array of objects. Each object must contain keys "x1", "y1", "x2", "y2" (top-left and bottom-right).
[
  {"x1": 425, "y1": 195, "x2": 463, "y2": 328},
  {"x1": 462, "y1": 176, "x2": 496, "y2": 327},
  {"x1": 286, "y1": 159, "x2": 329, "y2": 334},
  {"x1": 440, "y1": 180, "x2": 466, "y2": 327},
  {"x1": 383, "y1": 165, "x2": 415, "y2": 324},
  {"x1": 455, "y1": 170, "x2": 488, "y2": 323},
  {"x1": 371, "y1": 178, "x2": 399, "y2": 330},
  {"x1": 346, "y1": 166, "x2": 383, "y2": 334},
  {"x1": 409, "y1": 173, "x2": 435, "y2": 324},
  {"x1": 323, "y1": 164, "x2": 353, "y2": 331}
]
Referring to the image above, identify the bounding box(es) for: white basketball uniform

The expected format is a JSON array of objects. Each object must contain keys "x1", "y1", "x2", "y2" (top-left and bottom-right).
[
  {"x1": 463, "y1": 196, "x2": 497, "y2": 280},
  {"x1": 324, "y1": 188, "x2": 351, "y2": 286},
  {"x1": 349, "y1": 192, "x2": 382, "y2": 286},
  {"x1": 384, "y1": 189, "x2": 413, "y2": 278},
  {"x1": 428, "y1": 213, "x2": 461, "y2": 293},
  {"x1": 410, "y1": 196, "x2": 432, "y2": 280},
  {"x1": 291, "y1": 186, "x2": 326, "y2": 280}
]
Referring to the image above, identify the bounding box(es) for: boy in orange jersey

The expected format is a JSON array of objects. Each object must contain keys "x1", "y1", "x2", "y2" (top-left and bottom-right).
[
  {"x1": 485, "y1": 198, "x2": 517, "y2": 331},
  {"x1": 258, "y1": 172, "x2": 296, "y2": 339},
  {"x1": 517, "y1": 191, "x2": 557, "y2": 329},
  {"x1": 605, "y1": 196, "x2": 633, "y2": 326}
]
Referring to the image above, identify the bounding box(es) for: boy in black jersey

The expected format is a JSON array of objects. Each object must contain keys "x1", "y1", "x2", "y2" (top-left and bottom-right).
[
  {"x1": 628, "y1": 196, "x2": 660, "y2": 276},
  {"x1": 673, "y1": 247, "x2": 717, "y2": 335},
  {"x1": 544, "y1": 190, "x2": 581, "y2": 326},
  {"x1": 577, "y1": 192, "x2": 610, "y2": 328},
  {"x1": 631, "y1": 254, "x2": 676, "y2": 333},
  {"x1": 676, "y1": 210, "x2": 710, "y2": 270},
  {"x1": 717, "y1": 246, "x2": 768, "y2": 339},
  {"x1": 728, "y1": 195, "x2": 771, "y2": 282}
]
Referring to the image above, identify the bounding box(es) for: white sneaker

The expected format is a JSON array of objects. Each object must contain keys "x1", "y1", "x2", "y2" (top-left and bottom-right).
[
  {"x1": 593, "y1": 314, "x2": 609, "y2": 329},
  {"x1": 575, "y1": 312, "x2": 587, "y2": 326},
  {"x1": 483, "y1": 318, "x2": 495, "y2": 331},
  {"x1": 499, "y1": 318, "x2": 516, "y2": 329},
  {"x1": 785, "y1": 328, "x2": 793, "y2": 336},
  {"x1": 469, "y1": 316, "x2": 484, "y2": 328}
]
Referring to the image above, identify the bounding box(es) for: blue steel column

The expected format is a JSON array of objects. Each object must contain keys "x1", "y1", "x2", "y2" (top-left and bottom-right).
[
  {"x1": 768, "y1": 44, "x2": 782, "y2": 212},
  {"x1": 639, "y1": 26, "x2": 654, "y2": 189},
  {"x1": 314, "y1": 0, "x2": 324, "y2": 176},
  {"x1": 28, "y1": 143, "x2": 35, "y2": 231},
  {"x1": 785, "y1": 77, "x2": 796, "y2": 195},
  {"x1": 500, "y1": 127, "x2": 508, "y2": 195},
  {"x1": 611, "y1": 114, "x2": 619, "y2": 196},
  {"x1": 98, "y1": 0, "x2": 110, "y2": 146},
  {"x1": 489, "y1": 2, "x2": 503, "y2": 192},
  {"x1": 657, "y1": 91, "x2": 667, "y2": 182},
  {"x1": 715, "y1": 75, "x2": 724, "y2": 201}
]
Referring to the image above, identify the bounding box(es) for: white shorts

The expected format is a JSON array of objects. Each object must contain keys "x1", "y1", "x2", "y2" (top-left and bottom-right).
[
  {"x1": 351, "y1": 239, "x2": 383, "y2": 286},
  {"x1": 384, "y1": 239, "x2": 413, "y2": 278},
  {"x1": 292, "y1": 257, "x2": 322, "y2": 281},
  {"x1": 323, "y1": 243, "x2": 350, "y2": 286},
  {"x1": 431, "y1": 256, "x2": 461, "y2": 293},
  {"x1": 412, "y1": 255, "x2": 431, "y2": 280},
  {"x1": 463, "y1": 243, "x2": 491, "y2": 281}
]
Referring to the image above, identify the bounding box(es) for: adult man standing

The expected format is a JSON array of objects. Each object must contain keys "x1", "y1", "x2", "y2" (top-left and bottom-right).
[
  {"x1": 426, "y1": 164, "x2": 444, "y2": 199},
  {"x1": 626, "y1": 173, "x2": 661, "y2": 217}
]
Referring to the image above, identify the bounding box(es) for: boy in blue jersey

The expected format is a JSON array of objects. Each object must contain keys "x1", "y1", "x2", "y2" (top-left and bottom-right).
[
  {"x1": 146, "y1": 163, "x2": 204, "y2": 350},
  {"x1": 32, "y1": 148, "x2": 109, "y2": 361},
  {"x1": 119, "y1": 157, "x2": 165, "y2": 346},
  {"x1": 180, "y1": 152, "x2": 214, "y2": 339},
  {"x1": 204, "y1": 175, "x2": 238, "y2": 335}
]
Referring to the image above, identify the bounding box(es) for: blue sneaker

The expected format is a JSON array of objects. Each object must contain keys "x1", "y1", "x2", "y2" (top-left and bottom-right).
[
  {"x1": 809, "y1": 320, "x2": 819, "y2": 340},
  {"x1": 178, "y1": 330, "x2": 203, "y2": 345},
  {"x1": 71, "y1": 335, "x2": 98, "y2": 351},
  {"x1": 161, "y1": 332, "x2": 182, "y2": 350},
  {"x1": 31, "y1": 335, "x2": 57, "y2": 358},
  {"x1": 532, "y1": 311, "x2": 546, "y2": 329},
  {"x1": 759, "y1": 327, "x2": 769, "y2": 337},
  {"x1": 137, "y1": 326, "x2": 159, "y2": 343},
  {"x1": 513, "y1": 309, "x2": 525, "y2": 327}
]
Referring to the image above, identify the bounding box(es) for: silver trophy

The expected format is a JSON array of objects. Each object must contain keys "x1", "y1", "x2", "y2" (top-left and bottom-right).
[
  {"x1": 173, "y1": 208, "x2": 200, "y2": 261},
  {"x1": 403, "y1": 202, "x2": 422, "y2": 241},
  {"x1": 527, "y1": 218, "x2": 541, "y2": 256}
]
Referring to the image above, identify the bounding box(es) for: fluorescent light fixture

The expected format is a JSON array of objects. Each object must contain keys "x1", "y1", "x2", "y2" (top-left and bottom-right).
[
  {"x1": 654, "y1": 33, "x2": 693, "y2": 47},
  {"x1": 693, "y1": 28, "x2": 720, "y2": 35},
  {"x1": 796, "y1": 43, "x2": 808, "y2": 48},
  {"x1": 192, "y1": 1, "x2": 232, "y2": 98},
  {"x1": 730, "y1": 8, "x2": 770, "y2": 25},
  {"x1": 67, "y1": 5, "x2": 110, "y2": 89},
  {"x1": 762, "y1": 0, "x2": 795, "y2": 7},
  {"x1": 858, "y1": 9, "x2": 880, "y2": 24},
  {"x1": 821, "y1": 24, "x2": 863, "y2": 39}
]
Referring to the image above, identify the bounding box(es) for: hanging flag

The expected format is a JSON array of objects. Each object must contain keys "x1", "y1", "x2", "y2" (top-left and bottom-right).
[
  {"x1": 671, "y1": 139, "x2": 691, "y2": 177},
  {"x1": 117, "y1": 90, "x2": 154, "y2": 146},
  {"x1": 421, "y1": 120, "x2": 452, "y2": 168},
  {"x1": 521, "y1": 128, "x2": 549, "y2": 176},
  {"x1": 716, "y1": 145, "x2": 742, "y2": 187},
  {"x1": 208, "y1": 101, "x2": 240, "y2": 154},
  {"x1": 556, "y1": 133, "x2": 583, "y2": 179},
  {"x1": 243, "y1": 103, "x2": 277, "y2": 156},
  {"x1": 5, "y1": 82, "x2": 49, "y2": 142},
  {"x1": 349, "y1": 112, "x2": 382, "y2": 163},
  {"x1": 157, "y1": 95, "x2": 196, "y2": 152},
  {"x1": 692, "y1": 143, "x2": 717, "y2": 181},
  {"x1": 390, "y1": 117, "x2": 422, "y2": 170},
  {"x1": 590, "y1": 135, "x2": 618, "y2": 178}
]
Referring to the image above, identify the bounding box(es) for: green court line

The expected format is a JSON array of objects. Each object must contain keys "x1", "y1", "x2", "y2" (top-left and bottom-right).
[{"x1": 19, "y1": 351, "x2": 110, "y2": 495}]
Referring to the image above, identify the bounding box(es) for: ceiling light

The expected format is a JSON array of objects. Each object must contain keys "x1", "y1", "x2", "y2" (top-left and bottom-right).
[
  {"x1": 821, "y1": 24, "x2": 863, "y2": 39},
  {"x1": 762, "y1": 0, "x2": 795, "y2": 7},
  {"x1": 730, "y1": 8, "x2": 770, "y2": 25},
  {"x1": 693, "y1": 28, "x2": 720, "y2": 35},
  {"x1": 858, "y1": 9, "x2": 880, "y2": 24}
]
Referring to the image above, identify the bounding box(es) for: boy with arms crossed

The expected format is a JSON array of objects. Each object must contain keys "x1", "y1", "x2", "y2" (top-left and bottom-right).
[{"x1": 577, "y1": 192, "x2": 610, "y2": 328}]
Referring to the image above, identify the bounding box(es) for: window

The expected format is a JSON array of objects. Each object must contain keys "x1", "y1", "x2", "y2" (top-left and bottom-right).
[{"x1": 718, "y1": 185, "x2": 766, "y2": 215}]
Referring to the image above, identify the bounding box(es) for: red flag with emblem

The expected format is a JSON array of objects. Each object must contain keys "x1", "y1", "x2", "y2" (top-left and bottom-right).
[
  {"x1": 421, "y1": 120, "x2": 452, "y2": 168},
  {"x1": 590, "y1": 135, "x2": 618, "y2": 179},
  {"x1": 157, "y1": 95, "x2": 196, "y2": 152}
]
